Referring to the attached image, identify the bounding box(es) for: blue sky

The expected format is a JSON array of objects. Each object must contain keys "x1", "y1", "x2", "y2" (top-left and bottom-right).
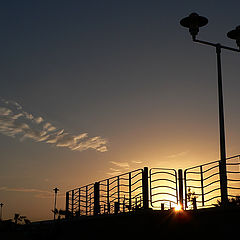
[{"x1": 0, "y1": 0, "x2": 240, "y2": 220}]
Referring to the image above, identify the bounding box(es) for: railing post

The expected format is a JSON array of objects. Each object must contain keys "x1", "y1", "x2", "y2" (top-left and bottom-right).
[
  {"x1": 178, "y1": 169, "x2": 184, "y2": 209},
  {"x1": 85, "y1": 186, "x2": 88, "y2": 215},
  {"x1": 78, "y1": 188, "x2": 81, "y2": 216},
  {"x1": 129, "y1": 172, "x2": 132, "y2": 211},
  {"x1": 94, "y1": 182, "x2": 100, "y2": 215},
  {"x1": 219, "y1": 160, "x2": 228, "y2": 206},
  {"x1": 117, "y1": 176, "x2": 120, "y2": 204},
  {"x1": 71, "y1": 190, "x2": 74, "y2": 215},
  {"x1": 200, "y1": 166, "x2": 205, "y2": 206},
  {"x1": 65, "y1": 192, "x2": 69, "y2": 219},
  {"x1": 142, "y1": 167, "x2": 149, "y2": 209},
  {"x1": 184, "y1": 170, "x2": 188, "y2": 209},
  {"x1": 107, "y1": 179, "x2": 110, "y2": 213}
]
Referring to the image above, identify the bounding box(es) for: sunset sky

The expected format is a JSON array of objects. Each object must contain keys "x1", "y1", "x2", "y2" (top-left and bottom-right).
[{"x1": 0, "y1": 0, "x2": 240, "y2": 221}]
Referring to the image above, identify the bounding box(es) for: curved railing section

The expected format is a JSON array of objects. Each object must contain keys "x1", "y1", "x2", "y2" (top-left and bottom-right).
[
  {"x1": 66, "y1": 168, "x2": 147, "y2": 217},
  {"x1": 66, "y1": 183, "x2": 95, "y2": 217},
  {"x1": 149, "y1": 168, "x2": 178, "y2": 209},
  {"x1": 184, "y1": 155, "x2": 240, "y2": 209},
  {"x1": 65, "y1": 154, "x2": 240, "y2": 217},
  {"x1": 98, "y1": 169, "x2": 144, "y2": 214}
]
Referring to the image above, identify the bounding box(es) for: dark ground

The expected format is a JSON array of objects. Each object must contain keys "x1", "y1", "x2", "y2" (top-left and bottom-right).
[{"x1": 1, "y1": 207, "x2": 240, "y2": 239}]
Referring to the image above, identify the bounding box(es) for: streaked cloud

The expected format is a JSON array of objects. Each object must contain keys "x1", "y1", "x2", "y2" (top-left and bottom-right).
[
  {"x1": 131, "y1": 160, "x2": 143, "y2": 164},
  {"x1": 107, "y1": 159, "x2": 143, "y2": 176},
  {"x1": 167, "y1": 151, "x2": 188, "y2": 159},
  {"x1": 0, "y1": 186, "x2": 64, "y2": 199},
  {"x1": 107, "y1": 168, "x2": 123, "y2": 176},
  {"x1": 110, "y1": 161, "x2": 130, "y2": 169},
  {"x1": 0, "y1": 98, "x2": 108, "y2": 152}
]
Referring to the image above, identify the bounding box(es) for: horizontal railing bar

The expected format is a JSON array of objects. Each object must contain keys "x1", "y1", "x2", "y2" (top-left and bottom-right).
[
  {"x1": 151, "y1": 192, "x2": 177, "y2": 198},
  {"x1": 119, "y1": 177, "x2": 129, "y2": 181},
  {"x1": 204, "y1": 195, "x2": 221, "y2": 203},
  {"x1": 109, "y1": 185, "x2": 118, "y2": 192},
  {"x1": 204, "y1": 179, "x2": 220, "y2": 188},
  {"x1": 150, "y1": 168, "x2": 177, "y2": 173},
  {"x1": 228, "y1": 186, "x2": 240, "y2": 190},
  {"x1": 131, "y1": 185, "x2": 143, "y2": 193},
  {"x1": 185, "y1": 185, "x2": 202, "y2": 189},
  {"x1": 202, "y1": 164, "x2": 219, "y2": 174},
  {"x1": 151, "y1": 199, "x2": 177, "y2": 204},
  {"x1": 151, "y1": 185, "x2": 177, "y2": 191},
  {"x1": 185, "y1": 160, "x2": 220, "y2": 172},
  {"x1": 98, "y1": 169, "x2": 143, "y2": 183},
  {"x1": 185, "y1": 171, "x2": 201, "y2": 175},
  {"x1": 150, "y1": 171, "x2": 177, "y2": 177},
  {"x1": 108, "y1": 178, "x2": 118, "y2": 185},
  {"x1": 131, "y1": 170, "x2": 143, "y2": 179},
  {"x1": 185, "y1": 179, "x2": 201, "y2": 182},
  {"x1": 109, "y1": 192, "x2": 118, "y2": 198},
  {"x1": 151, "y1": 178, "x2": 176, "y2": 184},
  {"x1": 204, "y1": 172, "x2": 220, "y2": 181},
  {"x1": 204, "y1": 187, "x2": 221, "y2": 196},
  {"x1": 227, "y1": 178, "x2": 240, "y2": 182},
  {"x1": 227, "y1": 163, "x2": 240, "y2": 166},
  {"x1": 99, "y1": 183, "x2": 108, "y2": 187},
  {"x1": 119, "y1": 184, "x2": 130, "y2": 188},
  {"x1": 227, "y1": 171, "x2": 240, "y2": 174},
  {"x1": 184, "y1": 155, "x2": 240, "y2": 174},
  {"x1": 131, "y1": 178, "x2": 142, "y2": 186},
  {"x1": 228, "y1": 194, "x2": 240, "y2": 197}
]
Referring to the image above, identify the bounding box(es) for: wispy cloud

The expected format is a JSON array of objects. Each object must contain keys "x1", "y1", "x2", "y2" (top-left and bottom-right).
[
  {"x1": 131, "y1": 160, "x2": 143, "y2": 164},
  {"x1": 0, "y1": 186, "x2": 64, "y2": 199},
  {"x1": 0, "y1": 98, "x2": 108, "y2": 152},
  {"x1": 110, "y1": 161, "x2": 130, "y2": 169},
  {"x1": 167, "y1": 151, "x2": 188, "y2": 159},
  {"x1": 107, "y1": 160, "x2": 143, "y2": 176}
]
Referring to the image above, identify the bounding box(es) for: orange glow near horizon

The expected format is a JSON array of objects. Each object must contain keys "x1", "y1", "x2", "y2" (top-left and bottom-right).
[{"x1": 174, "y1": 204, "x2": 183, "y2": 212}]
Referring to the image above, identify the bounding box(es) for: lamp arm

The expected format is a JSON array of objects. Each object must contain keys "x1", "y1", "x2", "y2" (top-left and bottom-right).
[{"x1": 193, "y1": 38, "x2": 240, "y2": 52}]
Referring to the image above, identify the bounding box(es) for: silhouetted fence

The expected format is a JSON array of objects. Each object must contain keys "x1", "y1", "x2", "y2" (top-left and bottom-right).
[
  {"x1": 66, "y1": 155, "x2": 240, "y2": 218},
  {"x1": 66, "y1": 168, "x2": 149, "y2": 217},
  {"x1": 184, "y1": 155, "x2": 240, "y2": 209},
  {"x1": 149, "y1": 168, "x2": 178, "y2": 209}
]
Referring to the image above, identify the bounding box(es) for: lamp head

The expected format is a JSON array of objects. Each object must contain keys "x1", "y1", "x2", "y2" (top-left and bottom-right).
[
  {"x1": 53, "y1": 188, "x2": 59, "y2": 193},
  {"x1": 180, "y1": 13, "x2": 208, "y2": 40},
  {"x1": 227, "y1": 26, "x2": 240, "y2": 49}
]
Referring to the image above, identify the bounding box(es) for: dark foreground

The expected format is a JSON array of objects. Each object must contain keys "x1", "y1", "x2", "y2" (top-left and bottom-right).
[{"x1": 1, "y1": 207, "x2": 240, "y2": 239}]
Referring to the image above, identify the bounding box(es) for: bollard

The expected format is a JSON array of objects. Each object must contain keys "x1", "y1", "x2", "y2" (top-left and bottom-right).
[
  {"x1": 114, "y1": 202, "x2": 120, "y2": 214},
  {"x1": 193, "y1": 197, "x2": 197, "y2": 210},
  {"x1": 161, "y1": 203, "x2": 164, "y2": 211}
]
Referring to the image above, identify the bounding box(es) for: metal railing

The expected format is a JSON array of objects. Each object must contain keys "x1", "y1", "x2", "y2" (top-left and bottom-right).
[
  {"x1": 65, "y1": 155, "x2": 240, "y2": 217},
  {"x1": 184, "y1": 155, "x2": 240, "y2": 209},
  {"x1": 66, "y1": 168, "x2": 149, "y2": 217},
  {"x1": 66, "y1": 183, "x2": 95, "y2": 217},
  {"x1": 98, "y1": 169, "x2": 144, "y2": 214},
  {"x1": 149, "y1": 168, "x2": 178, "y2": 209}
]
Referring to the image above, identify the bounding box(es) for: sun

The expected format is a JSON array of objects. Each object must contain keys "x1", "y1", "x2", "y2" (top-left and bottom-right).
[{"x1": 174, "y1": 204, "x2": 182, "y2": 212}]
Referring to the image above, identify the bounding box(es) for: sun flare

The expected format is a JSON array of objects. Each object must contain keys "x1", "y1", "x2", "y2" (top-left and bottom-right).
[{"x1": 174, "y1": 204, "x2": 182, "y2": 212}]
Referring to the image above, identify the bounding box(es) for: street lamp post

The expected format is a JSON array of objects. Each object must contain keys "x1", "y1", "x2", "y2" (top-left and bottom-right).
[
  {"x1": 180, "y1": 13, "x2": 240, "y2": 206},
  {"x1": 53, "y1": 188, "x2": 59, "y2": 220},
  {"x1": 0, "y1": 203, "x2": 3, "y2": 221}
]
